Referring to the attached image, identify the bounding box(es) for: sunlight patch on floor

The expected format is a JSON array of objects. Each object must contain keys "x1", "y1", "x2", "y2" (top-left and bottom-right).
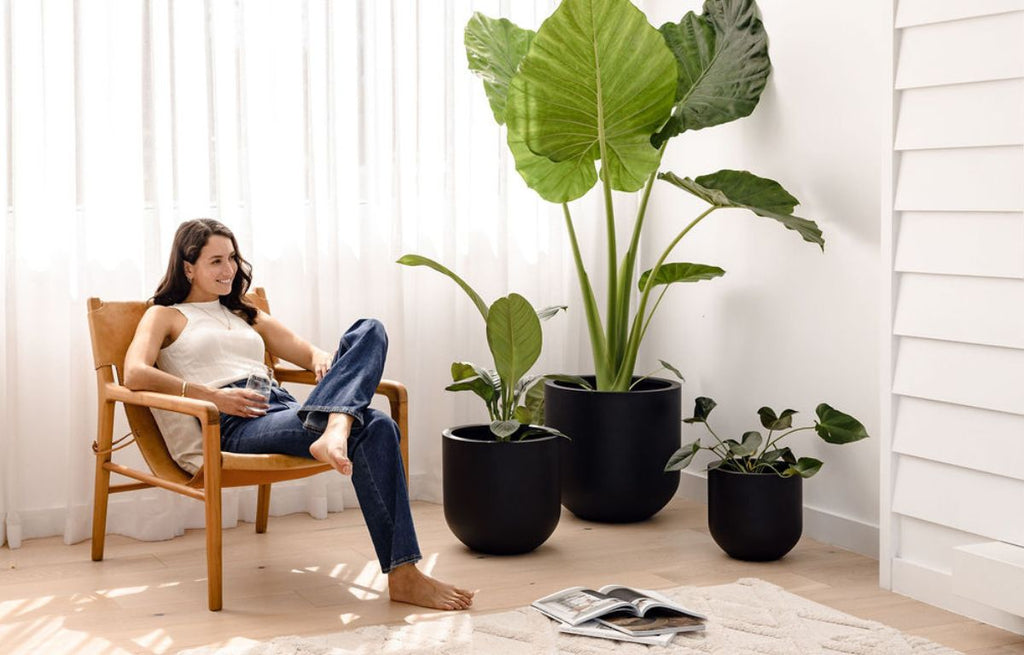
[
  {"x1": 328, "y1": 563, "x2": 346, "y2": 579},
  {"x1": 419, "y1": 552, "x2": 438, "y2": 576},
  {"x1": 133, "y1": 628, "x2": 174, "y2": 653},
  {"x1": 348, "y1": 561, "x2": 383, "y2": 599},
  {"x1": 102, "y1": 585, "x2": 149, "y2": 599},
  {"x1": 0, "y1": 595, "x2": 53, "y2": 619}
]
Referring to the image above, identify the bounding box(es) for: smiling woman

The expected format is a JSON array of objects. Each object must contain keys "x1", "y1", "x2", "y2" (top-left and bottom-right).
[{"x1": 121, "y1": 218, "x2": 473, "y2": 611}]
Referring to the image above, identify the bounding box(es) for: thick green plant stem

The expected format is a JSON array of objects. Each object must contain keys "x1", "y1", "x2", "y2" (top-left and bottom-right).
[
  {"x1": 562, "y1": 203, "x2": 609, "y2": 384},
  {"x1": 603, "y1": 174, "x2": 620, "y2": 371},
  {"x1": 612, "y1": 205, "x2": 718, "y2": 390},
  {"x1": 616, "y1": 165, "x2": 662, "y2": 372}
]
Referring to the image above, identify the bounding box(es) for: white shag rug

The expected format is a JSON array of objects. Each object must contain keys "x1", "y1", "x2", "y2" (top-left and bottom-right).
[{"x1": 179, "y1": 578, "x2": 962, "y2": 655}]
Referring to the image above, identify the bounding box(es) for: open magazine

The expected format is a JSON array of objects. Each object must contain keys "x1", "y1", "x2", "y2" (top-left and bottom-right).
[{"x1": 532, "y1": 584, "x2": 706, "y2": 637}]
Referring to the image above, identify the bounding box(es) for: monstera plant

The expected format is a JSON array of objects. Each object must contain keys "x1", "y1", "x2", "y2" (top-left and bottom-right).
[{"x1": 465, "y1": 0, "x2": 824, "y2": 392}]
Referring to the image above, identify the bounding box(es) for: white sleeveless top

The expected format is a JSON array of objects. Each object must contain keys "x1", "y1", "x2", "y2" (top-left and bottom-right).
[{"x1": 151, "y1": 300, "x2": 267, "y2": 474}]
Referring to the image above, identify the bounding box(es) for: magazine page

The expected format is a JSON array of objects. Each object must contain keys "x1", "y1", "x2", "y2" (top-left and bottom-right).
[
  {"x1": 599, "y1": 585, "x2": 669, "y2": 616},
  {"x1": 531, "y1": 587, "x2": 631, "y2": 626},
  {"x1": 599, "y1": 585, "x2": 707, "y2": 620},
  {"x1": 598, "y1": 612, "x2": 706, "y2": 637},
  {"x1": 558, "y1": 621, "x2": 676, "y2": 647}
]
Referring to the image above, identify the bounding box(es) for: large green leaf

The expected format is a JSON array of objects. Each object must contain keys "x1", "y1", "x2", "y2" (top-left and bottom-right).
[
  {"x1": 654, "y1": 0, "x2": 770, "y2": 145},
  {"x1": 465, "y1": 13, "x2": 535, "y2": 124},
  {"x1": 465, "y1": 13, "x2": 593, "y2": 202},
  {"x1": 396, "y1": 255, "x2": 489, "y2": 320},
  {"x1": 506, "y1": 132, "x2": 599, "y2": 204},
  {"x1": 814, "y1": 404, "x2": 870, "y2": 444},
  {"x1": 486, "y1": 293, "x2": 543, "y2": 391},
  {"x1": 638, "y1": 262, "x2": 725, "y2": 291},
  {"x1": 659, "y1": 169, "x2": 824, "y2": 249},
  {"x1": 504, "y1": 0, "x2": 677, "y2": 201}
]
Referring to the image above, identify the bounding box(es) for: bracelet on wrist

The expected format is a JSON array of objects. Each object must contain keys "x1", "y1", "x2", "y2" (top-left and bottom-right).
[{"x1": 180, "y1": 380, "x2": 188, "y2": 397}]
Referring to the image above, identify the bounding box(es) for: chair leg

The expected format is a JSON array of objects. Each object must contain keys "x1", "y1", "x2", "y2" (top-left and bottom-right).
[
  {"x1": 204, "y1": 476, "x2": 224, "y2": 611},
  {"x1": 91, "y1": 401, "x2": 115, "y2": 562},
  {"x1": 256, "y1": 484, "x2": 271, "y2": 534}
]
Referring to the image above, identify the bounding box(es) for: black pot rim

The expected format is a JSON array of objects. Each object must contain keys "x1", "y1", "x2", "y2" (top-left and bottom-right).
[
  {"x1": 544, "y1": 375, "x2": 681, "y2": 395},
  {"x1": 708, "y1": 465, "x2": 802, "y2": 479},
  {"x1": 443, "y1": 424, "x2": 561, "y2": 444}
]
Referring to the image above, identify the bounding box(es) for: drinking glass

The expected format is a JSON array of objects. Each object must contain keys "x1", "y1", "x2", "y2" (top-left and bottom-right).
[{"x1": 245, "y1": 370, "x2": 272, "y2": 401}]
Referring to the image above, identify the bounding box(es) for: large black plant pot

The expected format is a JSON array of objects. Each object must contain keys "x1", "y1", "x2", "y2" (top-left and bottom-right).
[
  {"x1": 442, "y1": 425, "x2": 561, "y2": 555},
  {"x1": 544, "y1": 377, "x2": 680, "y2": 523},
  {"x1": 707, "y1": 467, "x2": 803, "y2": 561}
]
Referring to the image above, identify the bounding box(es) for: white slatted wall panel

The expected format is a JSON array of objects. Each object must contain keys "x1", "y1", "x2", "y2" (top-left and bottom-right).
[{"x1": 886, "y1": 1, "x2": 1024, "y2": 632}]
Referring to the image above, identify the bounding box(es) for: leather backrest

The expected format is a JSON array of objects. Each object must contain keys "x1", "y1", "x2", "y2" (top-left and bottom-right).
[{"x1": 86, "y1": 297, "x2": 148, "y2": 379}]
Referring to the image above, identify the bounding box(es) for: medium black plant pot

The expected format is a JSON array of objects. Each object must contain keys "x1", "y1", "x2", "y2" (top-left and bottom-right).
[
  {"x1": 707, "y1": 467, "x2": 803, "y2": 561},
  {"x1": 442, "y1": 425, "x2": 561, "y2": 555},
  {"x1": 544, "y1": 377, "x2": 680, "y2": 523}
]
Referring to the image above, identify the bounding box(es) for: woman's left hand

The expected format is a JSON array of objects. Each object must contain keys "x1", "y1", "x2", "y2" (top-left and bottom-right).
[{"x1": 312, "y1": 348, "x2": 334, "y2": 382}]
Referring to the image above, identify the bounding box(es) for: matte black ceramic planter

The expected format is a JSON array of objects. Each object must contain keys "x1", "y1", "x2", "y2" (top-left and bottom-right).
[
  {"x1": 442, "y1": 425, "x2": 561, "y2": 555},
  {"x1": 544, "y1": 377, "x2": 680, "y2": 523},
  {"x1": 707, "y1": 467, "x2": 802, "y2": 561}
]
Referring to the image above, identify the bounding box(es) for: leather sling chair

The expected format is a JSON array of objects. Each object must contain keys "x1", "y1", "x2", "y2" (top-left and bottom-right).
[{"x1": 86, "y1": 288, "x2": 409, "y2": 611}]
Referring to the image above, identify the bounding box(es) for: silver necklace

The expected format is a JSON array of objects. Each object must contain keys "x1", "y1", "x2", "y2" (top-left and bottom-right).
[{"x1": 194, "y1": 302, "x2": 233, "y2": 330}]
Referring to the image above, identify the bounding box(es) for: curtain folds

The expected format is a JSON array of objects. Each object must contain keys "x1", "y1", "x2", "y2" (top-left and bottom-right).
[{"x1": 1, "y1": 0, "x2": 582, "y2": 548}]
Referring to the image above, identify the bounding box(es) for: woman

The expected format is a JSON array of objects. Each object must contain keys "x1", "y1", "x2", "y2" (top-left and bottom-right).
[{"x1": 124, "y1": 218, "x2": 473, "y2": 611}]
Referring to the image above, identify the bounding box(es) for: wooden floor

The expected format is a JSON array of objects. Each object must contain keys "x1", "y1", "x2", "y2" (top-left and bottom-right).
[{"x1": 2, "y1": 497, "x2": 1023, "y2": 654}]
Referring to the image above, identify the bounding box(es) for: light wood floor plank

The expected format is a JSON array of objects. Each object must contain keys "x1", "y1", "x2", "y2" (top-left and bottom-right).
[{"x1": 1, "y1": 498, "x2": 1022, "y2": 654}]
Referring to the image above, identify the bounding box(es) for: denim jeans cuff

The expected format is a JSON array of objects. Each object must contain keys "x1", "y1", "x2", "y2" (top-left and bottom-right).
[
  {"x1": 381, "y1": 553, "x2": 422, "y2": 574},
  {"x1": 299, "y1": 407, "x2": 364, "y2": 434}
]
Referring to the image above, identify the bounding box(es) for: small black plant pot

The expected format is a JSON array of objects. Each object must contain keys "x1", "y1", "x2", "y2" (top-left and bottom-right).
[
  {"x1": 442, "y1": 425, "x2": 561, "y2": 555},
  {"x1": 544, "y1": 376, "x2": 680, "y2": 523},
  {"x1": 707, "y1": 467, "x2": 803, "y2": 561}
]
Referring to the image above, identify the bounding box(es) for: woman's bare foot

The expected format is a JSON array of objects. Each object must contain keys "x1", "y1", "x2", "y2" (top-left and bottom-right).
[
  {"x1": 309, "y1": 413, "x2": 354, "y2": 475},
  {"x1": 388, "y1": 563, "x2": 474, "y2": 611}
]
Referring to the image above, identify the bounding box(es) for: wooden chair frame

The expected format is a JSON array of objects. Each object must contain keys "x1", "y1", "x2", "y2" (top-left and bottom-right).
[{"x1": 86, "y1": 288, "x2": 409, "y2": 611}]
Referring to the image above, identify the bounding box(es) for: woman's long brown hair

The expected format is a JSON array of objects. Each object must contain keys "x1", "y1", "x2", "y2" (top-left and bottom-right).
[{"x1": 152, "y1": 219, "x2": 258, "y2": 325}]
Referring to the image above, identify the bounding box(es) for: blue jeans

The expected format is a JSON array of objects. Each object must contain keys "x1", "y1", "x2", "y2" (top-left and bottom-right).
[{"x1": 220, "y1": 319, "x2": 421, "y2": 573}]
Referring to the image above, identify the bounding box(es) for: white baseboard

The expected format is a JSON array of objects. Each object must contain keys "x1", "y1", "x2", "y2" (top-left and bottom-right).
[
  {"x1": 675, "y1": 470, "x2": 880, "y2": 558},
  {"x1": 893, "y1": 557, "x2": 1024, "y2": 636},
  {"x1": 953, "y1": 541, "x2": 1024, "y2": 617}
]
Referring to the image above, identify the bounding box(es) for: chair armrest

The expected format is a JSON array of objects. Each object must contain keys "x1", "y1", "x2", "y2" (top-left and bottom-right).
[
  {"x1": 104, "y1": 383, "x2": 220, "y2": 426},
  {"x1": 374, "y1": 379, "x2": 408, "y2": 404},
  {"x1": 273, "y1": 366, "x2": 317, "y2": 385},
  {"x1": 273, "y1": 366, "x2": 408, "y2": 402}
]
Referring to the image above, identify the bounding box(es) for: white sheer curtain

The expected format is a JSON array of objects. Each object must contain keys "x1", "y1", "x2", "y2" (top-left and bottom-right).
[{"x1": 0, "y1": 0, "x2": 588, "y2": 548}]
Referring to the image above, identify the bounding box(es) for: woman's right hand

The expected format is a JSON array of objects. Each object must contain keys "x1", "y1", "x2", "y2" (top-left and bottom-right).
[{"x1": 214, "y1": 387, "x2": 270, "y2": 418}]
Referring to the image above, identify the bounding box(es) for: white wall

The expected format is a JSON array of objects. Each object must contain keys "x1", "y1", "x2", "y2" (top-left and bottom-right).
[{"x1": 639, "y1": 0, "x2": 889, "y2": 556}]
